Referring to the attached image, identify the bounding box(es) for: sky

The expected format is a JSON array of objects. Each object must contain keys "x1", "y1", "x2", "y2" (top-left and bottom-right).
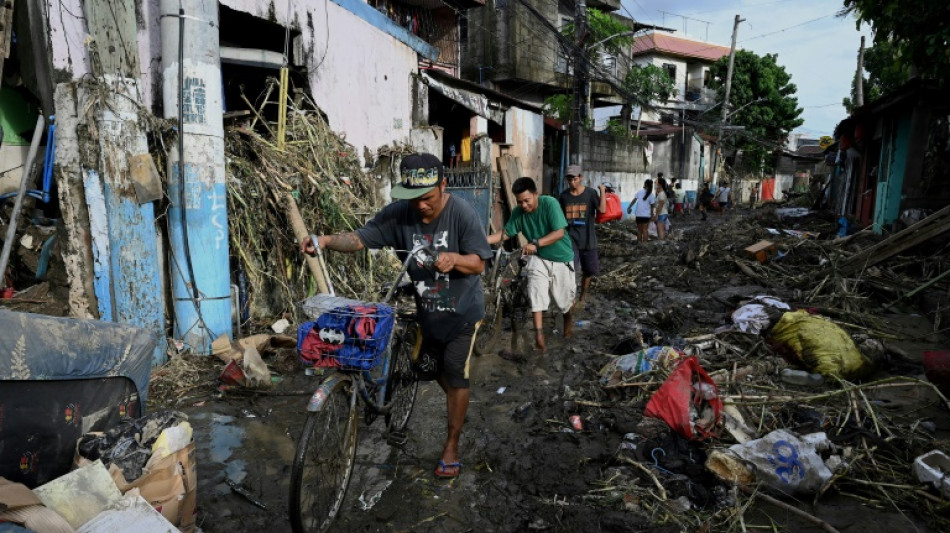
[{"x1": 619, "y1": 0, "x2": 873, "y2": 138}]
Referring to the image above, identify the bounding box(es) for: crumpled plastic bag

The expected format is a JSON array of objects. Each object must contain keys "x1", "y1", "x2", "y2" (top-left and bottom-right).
[
  {"x1": 599, "y1": 346, "x2": 685, "y2": 386},
  {"x1": 706, "y1": 429, "x2": 842, "y2": 494},
  {"x1": 76, "y1": 411, "x2": 188, "y2": 481},
  {"x1": 644, "y1": 356, "x2": 722, "y2": 440},
  {"x1": 732, "y1": 296, "x2": 791, "y2": 334},
  {"x1": 770, "y1": 310, "x2": 872, "y2": 379}
]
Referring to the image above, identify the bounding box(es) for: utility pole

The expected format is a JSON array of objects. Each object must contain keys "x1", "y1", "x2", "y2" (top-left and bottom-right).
[
  {"x1": 569, "y1": 0, "x2": 587, "y2": 166},
  {"x1": 855, "y1": 35, "x2": 865, "y2": 107},
  {"x1": 715, "y1": 14, "x2": 744, "y2": 185}
]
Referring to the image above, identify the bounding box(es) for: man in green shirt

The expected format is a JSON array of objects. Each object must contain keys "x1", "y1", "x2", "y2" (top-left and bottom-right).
[{"x1": 487, "y1": 177, "x2": 575, "y2": 353}]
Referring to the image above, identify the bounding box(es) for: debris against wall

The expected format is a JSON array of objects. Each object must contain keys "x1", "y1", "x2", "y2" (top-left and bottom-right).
[{"x1": 225, "y1": 93, "x2": 400, "y2": 321}]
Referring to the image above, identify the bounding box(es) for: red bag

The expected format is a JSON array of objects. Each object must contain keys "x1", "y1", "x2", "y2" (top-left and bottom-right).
[
  {"x1": 643, "y1": 357, "x2": 722, "y2": 440},
  {"x1": 596, "y1": 192, "x2": 623, "y2": 223}
]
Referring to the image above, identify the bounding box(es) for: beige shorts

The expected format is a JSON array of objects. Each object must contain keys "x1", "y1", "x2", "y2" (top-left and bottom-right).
[{"x1": 525, "y1": 256, "x2": 576, "y2": 314}]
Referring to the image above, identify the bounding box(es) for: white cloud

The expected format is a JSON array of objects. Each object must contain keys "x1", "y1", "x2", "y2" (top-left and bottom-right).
[{"x1": 620, "y1": 0, "x2": 873, "y2": 137}]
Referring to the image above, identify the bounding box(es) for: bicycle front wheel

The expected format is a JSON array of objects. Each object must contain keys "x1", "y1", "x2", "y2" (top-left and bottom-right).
[
  {"x1": 385, "y1": 321, "x2": 419, "y2": 433},
  {"x1": 474, "y1": 289, "x2": 503, "y2": 356},
  {"x1": 289, "y1": 380, "x2": 358, "y2": 533}
]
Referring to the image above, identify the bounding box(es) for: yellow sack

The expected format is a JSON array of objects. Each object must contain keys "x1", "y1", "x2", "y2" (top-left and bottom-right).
[{"x1": 770, "y1": 311, "x2": 871, "y2": 380}]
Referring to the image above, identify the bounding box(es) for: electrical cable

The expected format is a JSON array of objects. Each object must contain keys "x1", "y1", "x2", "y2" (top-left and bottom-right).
[
  {"x1": 172, "y1": 1, "x2": 214, "y2": 348},
  {"x1": 176, "y1": 3, "x2": 199, "y2": 302}
]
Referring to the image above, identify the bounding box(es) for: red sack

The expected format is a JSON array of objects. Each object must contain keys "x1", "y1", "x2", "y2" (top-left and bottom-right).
[
  {"x1": 596, "y1": 192, "x2": 623, "y2": 223},
  {"x1": 643, "y1": 356, "x2": 722, "y2": 440}
]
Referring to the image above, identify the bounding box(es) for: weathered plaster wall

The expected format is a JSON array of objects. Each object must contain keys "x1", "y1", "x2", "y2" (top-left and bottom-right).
[
  {"x1": 497, "y1": 107, "x2": 543, "y2": 181},
  {"x1": 219, "y1": 0, "x2": 418, "y2": 157},
  {"x1": 48, "y1": 0, "x2": 419, "y2": 157}
]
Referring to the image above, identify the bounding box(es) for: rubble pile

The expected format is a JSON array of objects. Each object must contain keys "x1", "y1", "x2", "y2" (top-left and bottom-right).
[
  {"x1": 224, "y1": 93, "x2": 399, "y2": 322},
  {"x1": 533, "y1": 211, "x2": 950, "y2": 531}
]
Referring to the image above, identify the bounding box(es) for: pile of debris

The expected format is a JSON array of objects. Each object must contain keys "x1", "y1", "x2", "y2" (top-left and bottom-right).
[
  {"x1": 224, "y1": 93, "x2": 401, "y2": 323},
  {"x1": 552, "y1": 209, "x2": 950, "y2": 531}
]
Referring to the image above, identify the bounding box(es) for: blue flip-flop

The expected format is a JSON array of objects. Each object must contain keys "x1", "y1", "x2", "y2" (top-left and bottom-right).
[{"x1": 434, "y1": 460, "x2": 462, "y2": 478}]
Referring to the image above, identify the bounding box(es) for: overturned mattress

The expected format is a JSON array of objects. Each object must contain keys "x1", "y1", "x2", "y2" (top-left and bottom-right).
[{"x1": 0, "y1": 310, "x2": 156, "y2": 486}]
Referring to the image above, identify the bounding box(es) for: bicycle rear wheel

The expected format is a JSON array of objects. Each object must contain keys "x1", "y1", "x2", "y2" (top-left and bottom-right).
[
  {"x1": 289, "y1": 380, "x2": 358, "y2": 533},
  {"x1": 385, "y1": 321, "x2": 419, "y2": 433}
]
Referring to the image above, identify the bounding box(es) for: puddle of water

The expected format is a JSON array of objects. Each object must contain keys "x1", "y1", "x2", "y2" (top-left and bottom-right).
[
  {"x1": 191, "y1": 413, "x2": 245, "y2": 464},
  {"x1": 226, "y1": 459, "x2": 247, "y2": 485}
]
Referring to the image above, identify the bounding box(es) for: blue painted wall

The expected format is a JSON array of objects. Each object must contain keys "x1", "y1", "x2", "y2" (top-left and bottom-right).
[
  {"x1": 874, "y1": 113, "x2": 912, "y2": 233},
  {"x1": 167, "y1": 163, "x2": 233, "y2": 353}
]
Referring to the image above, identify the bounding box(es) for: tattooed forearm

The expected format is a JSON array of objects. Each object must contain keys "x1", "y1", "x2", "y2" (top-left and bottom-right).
[{"x1": 324, "y1": 232, "x2": 364, "y2": 253}]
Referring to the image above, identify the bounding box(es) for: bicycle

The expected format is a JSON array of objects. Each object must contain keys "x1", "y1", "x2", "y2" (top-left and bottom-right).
[
  {"x1": 474, "y1": 246, "x2": 533, "y2": 356},
  {"x1": 289, "y1": 244, "x2": 433, "y2": 533}
]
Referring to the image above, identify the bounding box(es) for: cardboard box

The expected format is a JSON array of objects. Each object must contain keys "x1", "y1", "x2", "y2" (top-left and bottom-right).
[
  {"x1": 111, "y1": 442, "x2": 197, "y2": 533},
  {"x1": 744, "y1": 240, "x2": 776, "y2": 263}
]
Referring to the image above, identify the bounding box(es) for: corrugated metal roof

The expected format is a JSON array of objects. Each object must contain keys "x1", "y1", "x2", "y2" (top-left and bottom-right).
[{"x1": 632, "y1": 32, "x2": 731, "y2": 63}]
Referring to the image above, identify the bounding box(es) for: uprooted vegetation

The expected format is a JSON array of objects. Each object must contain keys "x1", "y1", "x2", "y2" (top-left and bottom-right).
[{"x1": 224, "y1": 92, "x2": 401, "y2": 321}]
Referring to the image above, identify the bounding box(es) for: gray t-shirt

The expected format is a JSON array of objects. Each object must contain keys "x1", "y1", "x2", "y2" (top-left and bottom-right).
[
  {"x1": 357, "y1": 195, "x2": 492, "y2": 343},
  {"x1": 559, "y1": 187, "x2": 600, "y2": 250}
]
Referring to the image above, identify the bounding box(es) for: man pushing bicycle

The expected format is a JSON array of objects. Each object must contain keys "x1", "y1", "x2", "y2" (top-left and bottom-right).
[{"x1": 302, "y1": 153, "x2": 491, "y2": 479}]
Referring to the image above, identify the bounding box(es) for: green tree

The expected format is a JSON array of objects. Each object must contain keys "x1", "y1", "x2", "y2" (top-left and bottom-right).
[
  {"x1": 708, "y1": 50, "x2": 804, "y2": 174},
  {"x1": 842, "y1": 39, "x2": 913, "y2": 112},
  {"x1": 561, "y1": 8, "x2": 634, "y2": 61},
  {"x1": 622, "y1": 64, "x2": 676, "y2": 136},
  {"x1": 841, "y1": 0, "x2": 950, "y2": 83},
  {"x1": 542, "y1": 94, "x2": 572, "y2": 122}
]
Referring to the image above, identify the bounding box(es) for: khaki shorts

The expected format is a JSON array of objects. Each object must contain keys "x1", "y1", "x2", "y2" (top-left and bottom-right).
[{"x1": 525, "y1": 256, "x2": 576, "y2": 314}]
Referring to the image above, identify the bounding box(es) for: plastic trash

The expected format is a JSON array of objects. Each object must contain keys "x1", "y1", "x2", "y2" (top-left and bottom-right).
[
  {"x1": 706, "y1": 429, "x2": 841, "y2": 494},
  {"x1": 780, "y1": 368, "x2": 825, "y2": 387},
  {"x1": 144, "y1": 421, "x2": 193, "y2": 473},
  {"x1": 644, "y1": 357, "x2": 722, "y2": 440},
  {"x1": 732, "y1": 304, "x2": 771, "y2": 334},
  {"x1": 913, "y1": 450, "x2": 950, "y2": 498},
  {"x1": 76, "y1": 411, "x2": 188, "y2": 481},
  {"x1": 575, "y1": 320, "x2": 591, "y2": 328}
]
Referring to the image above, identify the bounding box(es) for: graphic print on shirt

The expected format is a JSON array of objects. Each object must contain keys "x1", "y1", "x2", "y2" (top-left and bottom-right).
[
  {"x1": 564, "y1": 203, "x2": 588, "y2": 226},
  {"x1": 412, "y1": 231, "x2": 456, "y2": 313}
]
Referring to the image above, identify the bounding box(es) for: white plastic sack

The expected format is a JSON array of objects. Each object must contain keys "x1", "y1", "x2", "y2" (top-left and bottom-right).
[
  {"x1": 706, "y1": 429, "x2": 840, "y2": 494},
  {"x1": 648, "y1": 221, "x2": 658, "y2": 238}
]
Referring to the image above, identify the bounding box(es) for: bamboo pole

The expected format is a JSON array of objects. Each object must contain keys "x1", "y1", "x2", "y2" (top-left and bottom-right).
[{"x1": 284, "y1": 194, "x2": 330, "y2": 294}]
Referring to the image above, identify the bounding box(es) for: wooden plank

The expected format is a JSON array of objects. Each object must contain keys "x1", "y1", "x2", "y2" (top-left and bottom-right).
[
  {"x1": 836, "y1": 204, "x2": 950, "y2": 275},
  {"x1": 0, "y1": 0, "x2": 14, "y2": 60},
  {"x1": 54, "y1": 83, "x2": 98, "y2": 319},
  {"x1": 83, "y1": 0, "x2": 139, "y2": 77},
  {"x1": 496, "y1": 155, "x2": 527, "y2": 248}
]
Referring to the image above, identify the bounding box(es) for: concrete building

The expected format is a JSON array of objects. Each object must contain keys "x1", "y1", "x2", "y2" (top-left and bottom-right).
[
  {"x1": 1, "y1": 0, "x2": 485, "y2": 355},
  {"x1": 629, "y1": 30, "x2": 731, "y2": 123}
]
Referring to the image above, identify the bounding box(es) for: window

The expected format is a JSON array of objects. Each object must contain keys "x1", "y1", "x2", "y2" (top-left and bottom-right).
[
  {"x1": 662, "y1": 63, "x2": 677, "y2": 81},
  {"x1": 703, "y1": 69, "x2": 712, "y2": 87},
  {"x1": 460, "y1": 13, "x2": 468, "y2": 42}
]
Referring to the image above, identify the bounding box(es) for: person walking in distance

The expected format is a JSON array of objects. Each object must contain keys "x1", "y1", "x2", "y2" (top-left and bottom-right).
[
  {"x1": 301, "y1": 153, "x2": 492, "y2": 479},
  {"x1": 699, "y1": 183, "x2": 713, "y2": 221},
  {"x1": 717, "y1": 182, "x2": 732, "y2": 215},
  {"x1": 655, "y1": 176, "x2": 671, "y2": 240},
  {"x1": 487, "y1": 177, "x2": 576, "y2": 353},
  {"x1": 627, "y1": 179, "x2": 656, "y2": 243},
  {"x1": 558, "y1": 165, "x2": 606, "y2": 309}
]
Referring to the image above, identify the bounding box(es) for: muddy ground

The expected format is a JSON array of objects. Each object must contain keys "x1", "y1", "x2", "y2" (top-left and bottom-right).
[{"x1": 158, "y1": 206, "x2": 950, "y2": 532}]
